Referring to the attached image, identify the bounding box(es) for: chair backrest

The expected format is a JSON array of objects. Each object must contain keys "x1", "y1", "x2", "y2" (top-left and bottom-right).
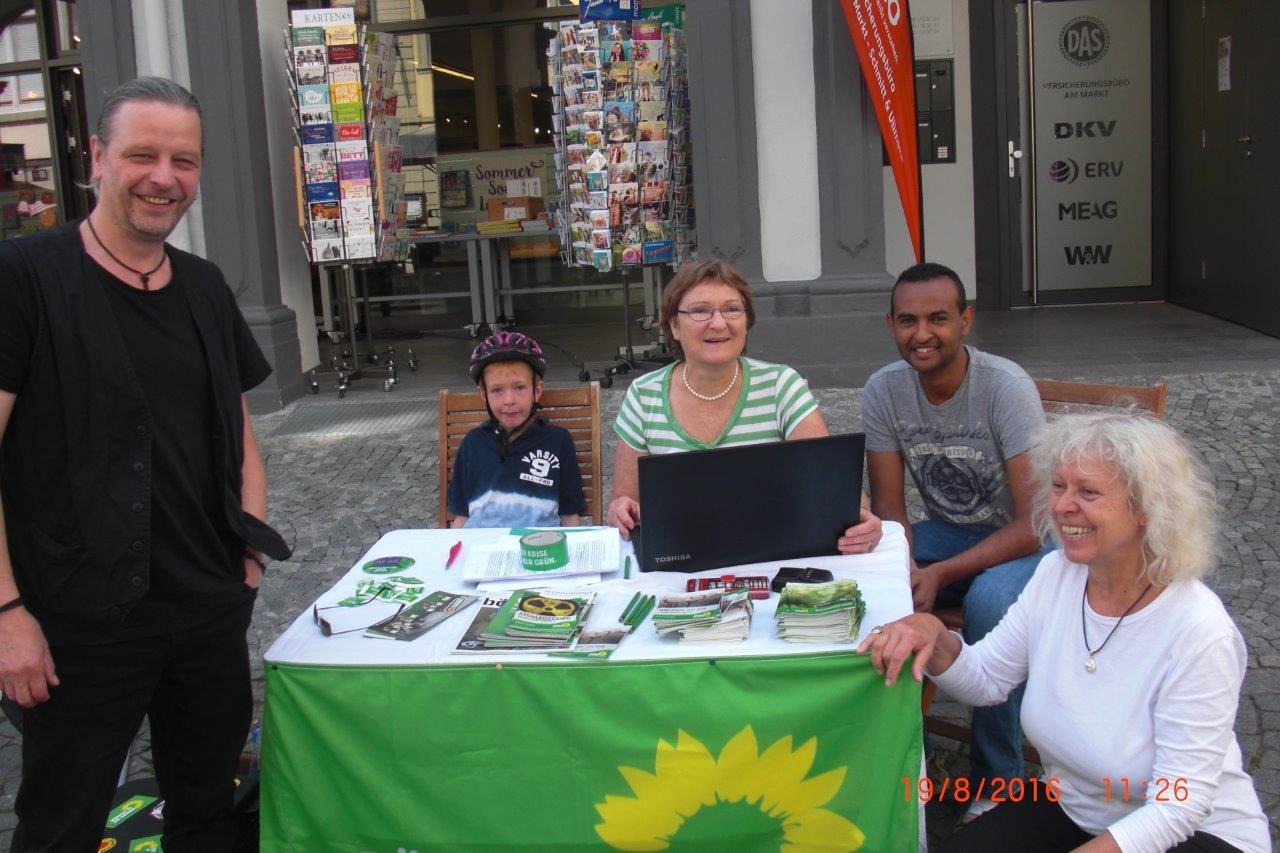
[
  {"x1": 1034, "y1": 379, "x2": 1167, "y2": 419},
  {"x1": 438, "y1": 382, "x2": 603, "y2": 527}
]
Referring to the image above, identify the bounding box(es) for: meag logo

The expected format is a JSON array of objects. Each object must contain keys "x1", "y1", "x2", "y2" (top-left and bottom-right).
[{"x1": 1059, "y1": 16, "x2": 1110, "y2": 66}]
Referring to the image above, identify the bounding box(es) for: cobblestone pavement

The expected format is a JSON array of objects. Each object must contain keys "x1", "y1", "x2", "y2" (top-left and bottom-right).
[{"x1": 1, "y1": 370, "x2": 1277, "y2": 848}]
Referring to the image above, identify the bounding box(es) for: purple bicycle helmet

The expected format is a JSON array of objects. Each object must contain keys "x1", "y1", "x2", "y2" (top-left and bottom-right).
[{"x1": 468, "y1": 331, "x2": 548, "y2": 384}]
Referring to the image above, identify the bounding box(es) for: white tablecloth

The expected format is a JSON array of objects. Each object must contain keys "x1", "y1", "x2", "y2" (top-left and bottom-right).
[{"x1": 265, "y1": 521, "x2": 913, "y2": 666}]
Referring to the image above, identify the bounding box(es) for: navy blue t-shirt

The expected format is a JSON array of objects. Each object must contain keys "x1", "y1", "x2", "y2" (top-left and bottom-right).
[{"x1": 447, "y1": 418, "x2": 586, "y2": 527}]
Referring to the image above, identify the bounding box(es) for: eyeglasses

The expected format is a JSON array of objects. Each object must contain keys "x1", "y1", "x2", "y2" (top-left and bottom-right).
[
  {"x1": 313, "y1": 598, "x2": 406, "y2": 637},
  {"x1": 675, "y1": 304, "x2": 746, "y2": 322}
]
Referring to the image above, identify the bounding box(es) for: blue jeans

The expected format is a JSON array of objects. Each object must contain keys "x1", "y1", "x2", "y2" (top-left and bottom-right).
[{"x1": 913, "y1": 519, "x2": 1052, "y2": 787}]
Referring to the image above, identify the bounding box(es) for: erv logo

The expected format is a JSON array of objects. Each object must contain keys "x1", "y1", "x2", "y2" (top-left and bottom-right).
[
  {"x1": 1054, "y1": 121, "x2": 1116, "y2": 139},
  {"x1": 1049, "y1": 158, "x2": 1125, "y2": 184},
  {"x1": 1064, "y1": 244, "x2": 1113, "y2": 266}
]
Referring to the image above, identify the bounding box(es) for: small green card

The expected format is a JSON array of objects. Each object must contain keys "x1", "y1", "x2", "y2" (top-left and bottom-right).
[{"x1": 105, "y1": 795, "x2": 156, "y2": 828}]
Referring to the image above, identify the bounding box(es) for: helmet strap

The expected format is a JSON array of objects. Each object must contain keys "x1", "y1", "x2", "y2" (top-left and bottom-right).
[{"x1": 485, "y1": 401, "x2": 542, "y2": 462}]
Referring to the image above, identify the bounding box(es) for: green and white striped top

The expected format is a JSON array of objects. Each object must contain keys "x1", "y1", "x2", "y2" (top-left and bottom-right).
[{"x1": 613, "y1": 357, "x2": 819, "y2": 453}]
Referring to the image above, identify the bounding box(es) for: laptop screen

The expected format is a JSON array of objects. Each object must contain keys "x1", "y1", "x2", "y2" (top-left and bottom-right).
[{"x1": 635, "y1": 434, "x2": 866, "y2": 573}]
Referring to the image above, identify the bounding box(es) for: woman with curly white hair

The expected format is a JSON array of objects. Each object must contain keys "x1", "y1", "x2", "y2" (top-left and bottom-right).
[{"x1": 859, "y1": 412, "x2": 1269, "y2": 852}]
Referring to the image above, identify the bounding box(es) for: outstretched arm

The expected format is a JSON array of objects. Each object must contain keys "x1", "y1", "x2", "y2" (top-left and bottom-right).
[{"x1": 606, "y1": 441, "x2": 643, "y2": 539}]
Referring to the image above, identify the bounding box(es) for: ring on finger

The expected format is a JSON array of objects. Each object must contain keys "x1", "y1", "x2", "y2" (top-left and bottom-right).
[{"x1": 870, "y1": 625, "x2": 884, "y2": 635}]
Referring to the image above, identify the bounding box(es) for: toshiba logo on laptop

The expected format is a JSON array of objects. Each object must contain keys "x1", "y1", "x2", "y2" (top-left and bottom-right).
[{"x1": 653, "y1": 554, "x2": 692, "y2": 564}]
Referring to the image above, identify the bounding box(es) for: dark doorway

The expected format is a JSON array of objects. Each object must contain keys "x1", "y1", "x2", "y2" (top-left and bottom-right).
[
  {"x1": 971, "y1": 1, "x2": 1168, "y2": 309},
  {"x1": 1169, "y1": 0, "x2": 1279, "y2": 337}
]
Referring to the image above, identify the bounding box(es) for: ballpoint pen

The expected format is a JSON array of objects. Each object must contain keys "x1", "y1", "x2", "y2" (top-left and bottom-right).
[{"x1": 445, "y1": 540, "x2": 463, "y2": 570}]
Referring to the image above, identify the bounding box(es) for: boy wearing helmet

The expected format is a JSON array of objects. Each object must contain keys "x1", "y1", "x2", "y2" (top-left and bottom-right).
[{"x1": 447, "y1": 332, "x2": 586, "y2": 528}]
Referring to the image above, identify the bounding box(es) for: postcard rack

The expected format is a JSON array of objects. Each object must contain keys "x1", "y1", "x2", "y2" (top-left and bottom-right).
[
  {"x1": 548, "y1": 15, "x2": 696, "y2": 273},
  {"x1": 285, "y1": 8, "x2": 408, "y2": 266},
  {"x1": 285, "y1": 9, "x2": 418, "y2": 396}
]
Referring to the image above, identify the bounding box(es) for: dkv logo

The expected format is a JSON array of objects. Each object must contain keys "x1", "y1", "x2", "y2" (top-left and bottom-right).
[
  {"x1": 1054, "y1": 120, "x2": 1116, "y2": 139},
  {"x1": 1059, "y1": 16, "x2": 1110, "y2": 66}
]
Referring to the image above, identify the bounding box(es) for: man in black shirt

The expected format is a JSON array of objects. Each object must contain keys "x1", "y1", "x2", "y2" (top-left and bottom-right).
[{"x1": 0, "y1": 78, "x2": 289, "y2": 851}]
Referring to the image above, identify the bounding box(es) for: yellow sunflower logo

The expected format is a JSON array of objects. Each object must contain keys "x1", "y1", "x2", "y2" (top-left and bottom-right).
[{"x1": 594, "y1": 725, "x2": 865, "y2": 852}]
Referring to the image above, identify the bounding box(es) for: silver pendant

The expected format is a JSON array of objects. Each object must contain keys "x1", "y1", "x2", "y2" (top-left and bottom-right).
[{"x1": 1084, "y1": 657, "x2": 1097, "y2": 673}]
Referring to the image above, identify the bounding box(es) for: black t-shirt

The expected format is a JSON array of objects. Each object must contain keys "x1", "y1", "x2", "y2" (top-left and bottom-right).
[{"x1": 0, "y1": 251, "x2": 270, "y2": 641}]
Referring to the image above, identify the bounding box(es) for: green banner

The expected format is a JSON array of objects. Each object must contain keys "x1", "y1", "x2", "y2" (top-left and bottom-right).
[{"x1": 262, "y1": 653, "x2": 920, "y2": 851}]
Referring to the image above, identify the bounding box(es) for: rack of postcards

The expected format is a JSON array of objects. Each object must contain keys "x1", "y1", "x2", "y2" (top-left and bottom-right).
[
  {"x1": 285, "y1": 11, "x2": 408, "y2": 265},
  {"x1": 550, "y1": 18, "x2": 695, "y2": 272}
]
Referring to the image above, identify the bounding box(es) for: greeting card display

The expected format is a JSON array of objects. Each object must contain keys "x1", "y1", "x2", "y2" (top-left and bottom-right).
[
  {"x1": 549, "y1": 16, "x2": 695, "y2": 271},
  {"x1": 285, "y1": 9, "x2": 407, "y2": 264}
]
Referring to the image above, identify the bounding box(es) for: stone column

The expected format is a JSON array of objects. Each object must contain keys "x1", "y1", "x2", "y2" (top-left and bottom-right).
[
  {"x1": 687, "y1": 0, "x2": 898, "y2": 385},
  {"x1": 182, "y1": 0, "x2": 304, "y2": 412}
]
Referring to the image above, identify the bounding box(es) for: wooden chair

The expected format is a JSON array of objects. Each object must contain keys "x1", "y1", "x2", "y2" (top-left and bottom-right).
[
  {"x1": 438, "y1": 383, "x2": 603, "y2": 528},
  {"x1": 1034, "y1": 379, "x2": 1167, "y2": 419},
  {"x1": 921, "y1": 379, "x2": 1168, "y2": 766}
]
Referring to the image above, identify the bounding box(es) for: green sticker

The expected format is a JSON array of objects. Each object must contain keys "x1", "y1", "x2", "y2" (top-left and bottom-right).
[
  {"x1": 106, "y1": 796, "x2": 157, "y2": 828},
  {"x1": 362, "y1": 556, "x2": 415, "y2": 574},
  {"x1": 128, "y1": 837, "x2": 164, "y2": 853}
]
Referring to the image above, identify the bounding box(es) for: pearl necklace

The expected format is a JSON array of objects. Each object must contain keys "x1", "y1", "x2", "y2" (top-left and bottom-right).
[{"x1": 681, "y1": 360, "x2": 739, "y2": 401}]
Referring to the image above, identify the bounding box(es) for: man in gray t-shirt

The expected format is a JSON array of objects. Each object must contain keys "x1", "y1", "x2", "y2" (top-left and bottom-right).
[{"x1": 864, "y1": 262, "x2": 1050, "y2": 815}]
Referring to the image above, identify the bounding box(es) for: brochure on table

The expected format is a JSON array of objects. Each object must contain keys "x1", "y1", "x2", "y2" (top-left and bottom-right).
[
  {"x1": 264, "y1": 522, "x2": 912, "y2": 666},
  {"x1": 286, "y1": 7, "x2": 408, "y2": 265},
  {"x1": 548, "y1": 16, "x2": 696, "y2": 272}
]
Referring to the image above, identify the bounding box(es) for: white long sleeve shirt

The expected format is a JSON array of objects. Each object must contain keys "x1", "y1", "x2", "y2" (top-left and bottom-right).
[{"x1": 931, "y1": 550, "x2": 1270, "y2": 853}]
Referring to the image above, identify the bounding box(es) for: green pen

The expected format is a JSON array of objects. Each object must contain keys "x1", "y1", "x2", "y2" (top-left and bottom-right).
[
  {"x1": 624, "y1": 555, "x2": 633, "y2": 580},
  {"x1": 619, "y1": 591, "x2": 643, "y2": 625},
  {"x1": 629, "y1": 595, "x2": 656, "y2": 632}
]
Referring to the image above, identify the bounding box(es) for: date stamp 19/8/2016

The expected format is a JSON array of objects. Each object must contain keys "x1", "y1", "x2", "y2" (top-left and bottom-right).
[{"x1": 903, "y1": 776, "x2": 1061, "y2": 804}]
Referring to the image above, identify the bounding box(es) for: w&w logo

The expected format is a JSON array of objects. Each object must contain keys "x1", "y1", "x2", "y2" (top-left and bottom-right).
[{"x1": 1063, "y1": 244, "x2": 1112, "y2": 266}]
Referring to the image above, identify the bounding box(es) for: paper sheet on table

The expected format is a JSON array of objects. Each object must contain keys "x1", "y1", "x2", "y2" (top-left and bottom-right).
[
  {"x1": 461, "y1": 528, "x2": 620, "y2": 583},
  {"x1": 476, "y1": 574, "x2": 601, "y2": 593}
]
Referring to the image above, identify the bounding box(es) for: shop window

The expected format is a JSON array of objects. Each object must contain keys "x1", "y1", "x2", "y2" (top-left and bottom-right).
[
  {"x1": 1, "y1": 3, "x2": 85, "y2": 243},
  {"x1": 54, "y1": 0, "x2": 80, "y2": 55},
  {"x1": 17, "y1": 71, "x2": 42, "y2": 102},
  {"x1": 365, "y1": 2, "x2": 658, "y2": 326},
  {"x1": 0, "y1": 9, "x2": 38, "y2": 63}
]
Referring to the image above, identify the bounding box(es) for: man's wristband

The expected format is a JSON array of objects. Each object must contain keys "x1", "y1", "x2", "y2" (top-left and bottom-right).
[{"x1": 0, "y1": 596, "x2": 25, "y2": 615}]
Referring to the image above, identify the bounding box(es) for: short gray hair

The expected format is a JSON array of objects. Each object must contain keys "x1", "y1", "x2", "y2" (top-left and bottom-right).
[
  {"x1": 96, "y1": 76, "x2": 203, "y2": 148},
  {"x1": 1029, "y1": 411, "x2": 1218, "y2": 585}
]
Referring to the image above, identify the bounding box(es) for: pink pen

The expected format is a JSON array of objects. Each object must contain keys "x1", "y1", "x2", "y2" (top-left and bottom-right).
[{"x1": 445, "y1": 540, "x2": 463, "y2": 570}]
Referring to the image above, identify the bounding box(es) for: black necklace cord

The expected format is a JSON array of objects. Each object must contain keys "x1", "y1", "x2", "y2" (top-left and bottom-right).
[{"x1": 86, "y1": 216, "x2": 168, "y2": 290}]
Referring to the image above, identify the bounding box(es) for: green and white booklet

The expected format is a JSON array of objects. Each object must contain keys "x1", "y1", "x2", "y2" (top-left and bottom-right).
[
  {"x1": 364, "y1": 591, "x2": 478, "y2": 641},
  {"x1": 774, "y1": 579, "x2": 866, "y2": 643},
  {"x1": 475, "y1": 588, "x2": 598, "y2": 649},
  {"x1": 652, "y1": 588, "x2": 753, "y2": 643}
]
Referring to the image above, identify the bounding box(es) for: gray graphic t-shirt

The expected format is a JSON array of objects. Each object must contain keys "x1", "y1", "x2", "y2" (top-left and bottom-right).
[{"x1": 862, "y1": 347, "x2": 1044, "y2": 528}]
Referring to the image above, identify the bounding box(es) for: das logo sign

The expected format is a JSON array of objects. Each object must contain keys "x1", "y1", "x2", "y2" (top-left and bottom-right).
[{"x1": 1059, "y1": 16, "x2": 1110, "y2": 66}]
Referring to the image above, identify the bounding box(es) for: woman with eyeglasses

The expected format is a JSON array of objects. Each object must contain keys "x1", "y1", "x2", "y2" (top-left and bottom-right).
[{"x1": 607, "y1": 259, "x2": 882, "y2": 554}]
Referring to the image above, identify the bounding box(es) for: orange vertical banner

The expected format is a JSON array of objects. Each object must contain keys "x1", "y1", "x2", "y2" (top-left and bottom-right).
[{"x1": 838, "y1": 0, "x2": 923, "y2": 261}]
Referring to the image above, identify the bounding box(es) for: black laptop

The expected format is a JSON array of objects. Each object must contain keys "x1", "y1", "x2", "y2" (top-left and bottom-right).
[{"x1": 633, "y1": 434, "x2": 866, "y2": 573}]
